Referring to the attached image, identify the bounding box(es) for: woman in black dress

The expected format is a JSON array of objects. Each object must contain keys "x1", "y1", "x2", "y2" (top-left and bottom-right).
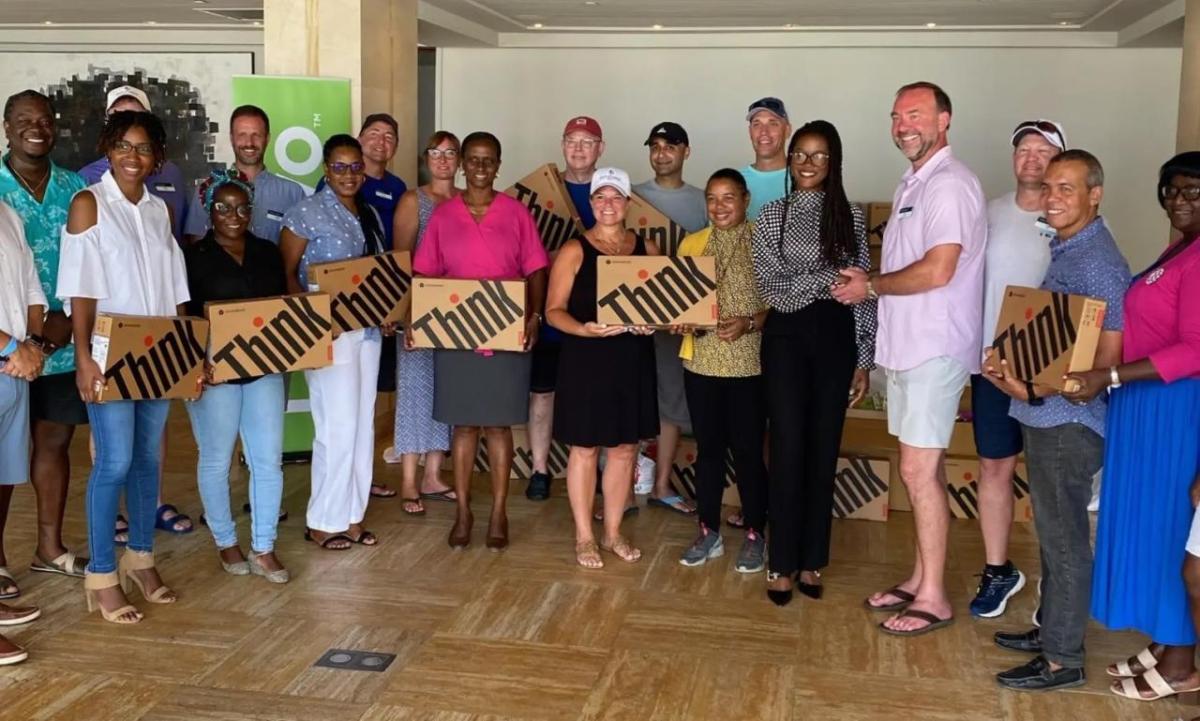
[{"x1": 546, "y1": 167, "x2": 658, "y2": 569}]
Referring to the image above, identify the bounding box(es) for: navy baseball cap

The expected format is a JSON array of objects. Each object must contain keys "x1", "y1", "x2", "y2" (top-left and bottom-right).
[{"x1": 746, "y1": 97, "x2": 788, "y2": 122}]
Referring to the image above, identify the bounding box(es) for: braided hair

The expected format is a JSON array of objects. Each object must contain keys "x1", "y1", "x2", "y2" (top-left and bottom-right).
[
  {"x1": 776, "y1": 120, "x2": 856, "y2": 266},
  {"x1": 197, "y1": 168, "x2": 254, "y2": 211}
]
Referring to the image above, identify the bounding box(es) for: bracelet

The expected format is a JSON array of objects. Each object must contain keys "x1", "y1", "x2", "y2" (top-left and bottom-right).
[
  {"x1": 0, "y1": 336, "x2": 17, "y2": 359},
  {"x1": 1025, "y1": 380, "x2": 1044, "y2": 406},
  {"x1": 1108, "y1": 366, "x2": 1122, "y2": 390}
]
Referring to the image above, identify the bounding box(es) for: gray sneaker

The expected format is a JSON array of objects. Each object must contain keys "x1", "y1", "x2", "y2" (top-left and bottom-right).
[
  {"x1": 735, "y1": 530, "x2": 766, "y2": 574},
  {"x1": 679, "y1": 527, "x2": 724, "y2": 567}
]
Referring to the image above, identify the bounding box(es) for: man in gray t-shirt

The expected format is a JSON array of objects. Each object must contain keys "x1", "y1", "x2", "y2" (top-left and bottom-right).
[{"x1": 633, "y1": 121, "x2": 707, "y2": 517}]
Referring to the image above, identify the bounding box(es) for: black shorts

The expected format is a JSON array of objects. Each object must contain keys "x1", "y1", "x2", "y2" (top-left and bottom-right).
[
  {"x1": 29, "y1": 371, "x2": 88, "y2": 426},
  {"x1": 530, "y1": 340, "x2": 561, "y2": 394},
  {"x1": 377, "y1": 336, "x2": 397, "y2": 393}
]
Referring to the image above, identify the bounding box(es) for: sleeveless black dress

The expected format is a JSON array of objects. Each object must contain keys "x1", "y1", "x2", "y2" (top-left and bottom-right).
[{"x1": 553, "y1": 235, "x2": 659, "y2": 447}]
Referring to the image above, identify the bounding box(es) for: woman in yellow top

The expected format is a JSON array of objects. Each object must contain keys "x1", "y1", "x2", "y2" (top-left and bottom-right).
[{"x1": 674, "y1": 169, "x2": 769, "y2": 574}]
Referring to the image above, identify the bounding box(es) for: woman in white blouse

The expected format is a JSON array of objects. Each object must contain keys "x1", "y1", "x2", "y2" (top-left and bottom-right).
[{"x1": 57, "y1": 111, "x2": 190, "y2": 624}]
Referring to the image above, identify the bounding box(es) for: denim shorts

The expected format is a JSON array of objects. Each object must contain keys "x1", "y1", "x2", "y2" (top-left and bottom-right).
[
  {"x1": 0, "y1": 376, "x2": 30, "y2": 485},
  {"x1": 970, "y1": 374, "x2": 1023, "y2": 459}
]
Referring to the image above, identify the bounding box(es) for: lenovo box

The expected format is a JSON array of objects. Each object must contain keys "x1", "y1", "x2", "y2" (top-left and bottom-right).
[
  {"x1": 504, "y1": 164, "x2": 583, "y2": 253},
  {"x1": 473, "y1": 426, "x2": 569, "y2": 480},
  {"x1": 627, "y1": 192, "x2": 689, "y2": 257},
  {"x1": 90, "y1": 314, "x2": 209, "y2": 401},
  {"x1": 833, "y1": 457, "x2": 890, "y2": 522},
  {"x1": 409, "y1": 278, "x2": 527, "y2": 351},
  {"x1": 205, "y1": 293, "x2": 334, "y2": 383},
  {"x1": 944, "y1": 457, "x2": 1034, "y2": 522},
  {"x1": 992, "y1": 286, "x2": 1107, "y2": 391},
  {"x1": 866, "y1": 202, "x2": 892, "y2": 245},
  {"x1": 595, "y1": 256, "x2": 718, "y2": 328},
  {"x1": 670, "y1": 438, "x2": 740, "y2": 508},
  {"x1": 307, "y1": 251, "x2": 412, "y2": 336}
]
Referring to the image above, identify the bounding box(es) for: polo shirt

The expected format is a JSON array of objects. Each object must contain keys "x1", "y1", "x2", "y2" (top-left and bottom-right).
[
  {"x1": 185, "y1": 170, "x2": 306, "y2": 243},
  {"x1": 741, "y1": 165, "x2": 788, "y2": 221},
  {"x1": 0, "y1": 158, "x2": 86, "y2": 374},
  {"x1": 875, "y1": 146, "x2": 986, "y2": 373},
  {"x1": 1009, "y1": 217, "x2": 1131, "y2": 437}
]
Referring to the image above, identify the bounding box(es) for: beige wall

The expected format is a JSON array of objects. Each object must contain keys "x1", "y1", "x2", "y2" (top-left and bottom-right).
[{"x1": 438, "y1": 46, "x2": 1181, "y2": 271}]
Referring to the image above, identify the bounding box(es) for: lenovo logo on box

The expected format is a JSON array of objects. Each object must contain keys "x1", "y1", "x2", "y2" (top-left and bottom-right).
[
  {"x1": 992, "y1": 286, "x2": 1106, "y2": 391},
  {"x1": 308, "y1": 251, "x2": 412, "y2": 336},
  {"x1": 409, "y1": 279, "x2": 527, "y2": 351},
  {"x1": 596, "y1": 256, "x2": 718, "y2": 327},
  {"x1": 206, "y1": 293, "x2": 334, "y2": 382},
  {"x1": 90, "y1": 314, "x2": 209, "y2": 401}
]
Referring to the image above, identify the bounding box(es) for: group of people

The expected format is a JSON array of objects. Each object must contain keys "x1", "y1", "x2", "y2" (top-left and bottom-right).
[{"x1": 0, "y1": 78, "x2": 1195, "y2": 715}]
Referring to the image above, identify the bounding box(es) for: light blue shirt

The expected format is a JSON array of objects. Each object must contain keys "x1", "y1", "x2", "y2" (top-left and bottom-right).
[
  {"x1": 1009, "y1": 216, "x2": 1132, "y2": 437},
  {"x1": 741, "y1": 165, "x2": 788, "y2": 221},
  {"x1": 184, "y1": 169, "x2": 306, "y2": 243},
  {"x1": 283, "y1": 185, "x2": 369, "y2": 290},
  {"x1": 0, "y1": 158, "x2": 86, "y2": 374}
]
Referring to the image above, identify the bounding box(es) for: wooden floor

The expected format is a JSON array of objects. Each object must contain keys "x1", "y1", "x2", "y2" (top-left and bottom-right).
[{"x1": 0, "y1": 406, "x2": 1188, "y2": 721}]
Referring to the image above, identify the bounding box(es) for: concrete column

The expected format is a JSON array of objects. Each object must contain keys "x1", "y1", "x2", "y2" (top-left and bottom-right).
[
  {"x1": 263, "y1": 0, "x2": 418, "y2": 184},
  {"x1": 1178, "y1": 0, "x2": 1200, "y2": 151}
]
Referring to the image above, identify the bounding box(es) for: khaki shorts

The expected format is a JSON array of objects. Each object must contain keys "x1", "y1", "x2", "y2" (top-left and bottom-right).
[{"x1": 886, "y1": 356, "x2": 969, "y2": 449}]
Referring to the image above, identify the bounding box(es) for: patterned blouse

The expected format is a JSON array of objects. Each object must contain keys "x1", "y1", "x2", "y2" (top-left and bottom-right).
[
  {"x1": 751, "y1": 190, "x2": 877, "y2": 369},
  {"x1": 683, "y1": 223, "x2": 767, "y2": 378}
]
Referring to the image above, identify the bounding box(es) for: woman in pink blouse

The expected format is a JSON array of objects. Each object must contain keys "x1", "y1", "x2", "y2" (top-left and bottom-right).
[
  {"x1": 1070, "y1": 152, "x2": 1200, "y2": 706},
  {"x1": 411, "y1": 132, "x2": 548, "y2": 552}
]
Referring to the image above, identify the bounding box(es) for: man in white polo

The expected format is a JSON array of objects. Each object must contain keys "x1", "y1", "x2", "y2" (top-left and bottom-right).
[{"x1": 834, "y1": 81, "x2": 986, "y2": 636}]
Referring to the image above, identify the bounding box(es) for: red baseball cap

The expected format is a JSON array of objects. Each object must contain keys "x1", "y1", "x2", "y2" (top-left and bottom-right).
[{"x1": 563, "y1": 116, "x2": 603, "y2": 141}]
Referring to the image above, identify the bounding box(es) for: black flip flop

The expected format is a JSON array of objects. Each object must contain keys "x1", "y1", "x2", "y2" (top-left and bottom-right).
[
  {"x1": 304, "y1": 530, "x2": 353, "y2": 550},
  {"x1": 419, "y1": 489, "x2": 457, "y2": 503},
  {"x1": 863, "y1": 586, "x2": 916, "y2": 612},
  {"x1": 879, "y1": 609, "x2": 954, "y2": 637},
  {"x1": 347, "y1": 529, "x2": 378, "y2": 546}
]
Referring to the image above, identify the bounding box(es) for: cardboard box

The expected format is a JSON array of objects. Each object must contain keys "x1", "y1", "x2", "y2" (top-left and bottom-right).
[
  {"x1": 944, "y1": 457, "x2": 1034, "y2": 522},
  {"x1": 90, "y1": 314, "x2": 209, "y2": 401},
  {"x1": 504, "y1": 164, "x2": 583, "y2": 253},
  {"x1": 627, "y1": 192, "x2": 690, "y2": 257},
  {"x1": 307, "y1": 251, "x2": 412, "y2": 336},
  {"x1": 205, "y1": 293, "x2": 334, "y2": 382},
  {"x1": 866, "y1": 202, "x2": 892, "y2": 245},
  {"x1": 595, "y1": 255, "x2": 718, "y2": 328},
  {"x1": 669, "y1": 438, "x2": 741, "y2": 508},
  {"x1": 472, "y1": 426, "x2": 569, "y2": 480},
  {"x1": 832, "y1": 457, "x2": 890, "y2": 521},
  {"x1": 409, "y1": 278, "x2": 527, "y2": 351},
  {"x1": 991, "y1": 286, "x2": 1106, "y2": 391}
]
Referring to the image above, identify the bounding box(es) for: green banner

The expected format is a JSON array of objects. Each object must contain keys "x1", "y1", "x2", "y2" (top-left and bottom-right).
[{"x1": 230, "y1": 75, "x2": 351, "y2": 189}]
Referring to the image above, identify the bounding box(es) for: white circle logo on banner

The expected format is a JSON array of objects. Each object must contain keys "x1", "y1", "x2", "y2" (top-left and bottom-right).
[{"x1": 275, "y1": 126, "x2": 322, "y2": 177}]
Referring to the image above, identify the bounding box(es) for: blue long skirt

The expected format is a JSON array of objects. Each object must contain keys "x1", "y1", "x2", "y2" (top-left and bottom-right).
[{"x1": 1091, "y1": 378, "x2": 1200, "y2": 645}]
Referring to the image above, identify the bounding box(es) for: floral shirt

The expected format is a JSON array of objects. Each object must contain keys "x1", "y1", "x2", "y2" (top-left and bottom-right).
[{"x1": 0, "y1": 157, "x2": 86, "y2": 374}]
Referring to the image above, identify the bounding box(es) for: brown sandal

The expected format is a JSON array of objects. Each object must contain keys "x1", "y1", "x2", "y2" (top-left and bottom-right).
[
  {"x1": 575, "y1": 541, "x2": 603, "y2": 569},
  {"x1": 599, "y1": 536, "x2": 641, "y2": 563},
  {"x1": 864, "y1": 586, "x2": 915, "y2": 612},
  {"x1": 400, "y1": 498, "x2": 425, "y2": 516}
]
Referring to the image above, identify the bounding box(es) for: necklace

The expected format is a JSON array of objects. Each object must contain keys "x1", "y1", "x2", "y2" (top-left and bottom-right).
[{"x1": 6, "y1": 158, "x2": 49, "y2": 197}]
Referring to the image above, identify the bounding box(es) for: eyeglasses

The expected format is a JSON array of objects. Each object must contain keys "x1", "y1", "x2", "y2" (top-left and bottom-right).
[
  {"x1": 463, "y1": 156, "x2": 498, "y2": 169},
  {"x1": 426, "y1": 148, "x2": 459, "y2": 160},
  {"x1": 112, "y1": 140, "x2": 155, "y2": 157},
  {"x1": 563, "y1": 138, "x2": 599, "y2": 150},
  {"x1": 212, "y1": 201, "x2": 252, "y2": 218},
  {"x1": 1163, "y1": 185, "x2": 1200, "y2": 201},
  {"x1": 328, "y1": 161, "x2": 365, "y2": 175},
  {"x1": 789, "y1": 151, "x2": 830, "y2": 166}
]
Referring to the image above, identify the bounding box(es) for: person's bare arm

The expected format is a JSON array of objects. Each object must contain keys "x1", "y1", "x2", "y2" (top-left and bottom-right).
[
  {"x1": 393, "y1": 191, "x2": 420, "y2": 253},
  {"x1": 546, "y1": 240, "x2": 624, "y2": 338},
  {"x1": 523, "y1": 267, "x2": 548, "y2": 351},
  {"x1": 278, "y1": 227, "x2": 309, "y2": 295}
]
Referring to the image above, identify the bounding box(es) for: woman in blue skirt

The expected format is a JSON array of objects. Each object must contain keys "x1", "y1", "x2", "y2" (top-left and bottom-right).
[{"x1": 1070, "y1": 152, "x2": 1200, "y2": 706}]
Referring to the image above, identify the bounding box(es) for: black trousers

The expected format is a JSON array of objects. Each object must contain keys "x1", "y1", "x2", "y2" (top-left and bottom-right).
[
  {"x1": 682, "y1": 371, "x2": 767, "y2": 533},
  {"x1": 762, "y1": 300, "x2": 856, "y2": 575}
]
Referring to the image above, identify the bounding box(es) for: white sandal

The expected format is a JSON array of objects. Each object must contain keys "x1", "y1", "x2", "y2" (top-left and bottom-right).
[
  {"x1": 1108, "y1": 646, "x2": 1159, "y2": 678},
  {"x1": 1111, "y1": 667, "x2": 1200, "y2": 702}
]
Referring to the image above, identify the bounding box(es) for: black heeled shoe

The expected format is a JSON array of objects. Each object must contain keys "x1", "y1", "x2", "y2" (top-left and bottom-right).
[
  {"x1": 766, "y1": 571, "x2": 795, "y2": 607},
  {"x1": 797, "y1": 570, "x2": 823, "y2": 600}
]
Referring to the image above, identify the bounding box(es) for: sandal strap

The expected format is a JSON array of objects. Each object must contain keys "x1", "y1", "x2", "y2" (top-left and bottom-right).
[
  {"x1": 1136, "y1": 647, "x2": 1158, "y2": 671},
  {"x1": 1116, "y1": 676, "x2": 1140, "y2": 699},
  {"x1": 0, "y1": 567, "x2": 13, "y2": 582},
  {"x1": 49, "y1": 551, "x2": 82, "y2": 573},
  {"x1": 84, "y1": 571, "x2": 121, "y2": 590},
  {"x1": 121, "y1": 550, "x2": 157, "y2": 571},
  {"x1": 1143, "y1": 667, "x2": 1176, "y2": 698},
  {"x1": 145, "y1": 585, "x2": 174, "y2": 602}
]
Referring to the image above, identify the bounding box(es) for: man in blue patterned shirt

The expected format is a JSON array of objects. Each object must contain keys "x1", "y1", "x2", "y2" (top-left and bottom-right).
[
  {"x1": 982, "y1": 149, "x2": 1131, "y2": 692},
  {"x1": 0, "y1": 90, "x2": 89, "y2": 580}
]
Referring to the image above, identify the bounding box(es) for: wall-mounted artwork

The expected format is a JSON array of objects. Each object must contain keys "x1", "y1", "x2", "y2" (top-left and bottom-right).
[{"x1": 0, "y1": 51, "x2": 254, "y2": 188}]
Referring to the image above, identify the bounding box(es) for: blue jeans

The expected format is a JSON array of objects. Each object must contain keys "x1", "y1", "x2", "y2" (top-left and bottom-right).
[
  {"x1": 86, "y1": 399, "x2": 171, "y2": 573},
  {"x1": 186, "y1": 375, "x2": 285, "y2": 553}
]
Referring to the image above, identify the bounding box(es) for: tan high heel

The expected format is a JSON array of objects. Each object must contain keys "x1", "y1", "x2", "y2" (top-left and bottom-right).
[
  {"x1": 83, "y1": 572, "x2": 142, "y2": 624},
  {"x1": 118, "y1": 551, "x2": 176, "y2": 604}
]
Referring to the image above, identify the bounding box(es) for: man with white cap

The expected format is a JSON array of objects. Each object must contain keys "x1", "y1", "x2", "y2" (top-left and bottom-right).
[
  {"x1": 79, "y1": 85, "x2": 191, "y2": 244},
  {"x1": 966, "y1": 119, "x2": 1066, "y2": 621},
  {"x1": 742, "y1": 97, "x2": 791, "y2": 220}
]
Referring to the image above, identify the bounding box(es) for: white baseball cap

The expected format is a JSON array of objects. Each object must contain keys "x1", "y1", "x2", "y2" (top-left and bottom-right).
[
  {"x1": 590, "y1": 167, "x2": 631, "y2": 197},
  {"x1": 1010, "y1": 119, "x2": 1067, "y2": 151},
  {"x1": 106, "y1": 85, "x2": 151, "y2": 112}
]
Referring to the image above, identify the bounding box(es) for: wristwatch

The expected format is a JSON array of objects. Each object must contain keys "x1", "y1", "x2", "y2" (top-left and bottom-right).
[
  {"x1": 1025, "y1": 381, "x2": 1044, "y2": 406},
  {"x1": 26, "y1": 334, "x2": 49, "y2": 353},
  {"x1": 747, "y1": 316, "x2": 757, "y2": 332},
  {"x1": 866, "y1": 279, "x2": 879, "y2": 300},
  {"x1": 1108, "y1": 366, "x2": 1122, "y2": 389}
]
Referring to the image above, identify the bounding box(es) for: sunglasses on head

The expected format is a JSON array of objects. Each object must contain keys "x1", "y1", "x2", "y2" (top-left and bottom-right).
[{"x1": 1012, "y1": 120, "x2": 1065, "y2": 150}]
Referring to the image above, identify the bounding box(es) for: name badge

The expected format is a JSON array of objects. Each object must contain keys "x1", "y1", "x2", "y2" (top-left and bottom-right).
[
  {"x1": 266, "y1": 209, "x2": 284, "y2": 221},
  {"x1": 1035, "y1": 217, "x2": 1056, "y2": 240},
  {"x1": 374, "y1": 190, "x2": 394, "y2": 201},
  {"x1": 896, "y1": 206, "x2": 914, "y2": 219},
  {"x1": 1145, "y1": 267, "x2": 1165, "y2": 285},
  {"x1": 153, "y1": 183, "x2": 176, "y2": 193}
]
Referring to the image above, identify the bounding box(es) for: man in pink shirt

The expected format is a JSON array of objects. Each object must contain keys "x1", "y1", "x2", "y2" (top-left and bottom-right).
[{"x1": 834, "y1": 81, "x2": 986, "y2": 636}]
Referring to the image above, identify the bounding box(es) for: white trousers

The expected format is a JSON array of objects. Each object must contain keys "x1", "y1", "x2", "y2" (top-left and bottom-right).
[{"x1": 305, "y1": 330, "x2": 382, "y2": 533}]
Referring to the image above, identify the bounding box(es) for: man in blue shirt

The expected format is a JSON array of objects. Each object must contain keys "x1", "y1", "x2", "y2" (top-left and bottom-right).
[
  {"x1": 184, "y1": 105, "x2": 306, "y2": 244},
  {"x1": 79, "y1": 86, "x2": 191, "y2": 244},
  {"x1": 741, "y1": 97, "x2": 791, "y2": 220},
  {"x1": 983, "y1": 150, "x2": 1131, "y2": 692}
]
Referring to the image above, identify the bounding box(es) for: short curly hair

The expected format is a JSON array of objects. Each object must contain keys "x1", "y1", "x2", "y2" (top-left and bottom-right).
[{"x1": 96, "y1": 110, "x2": 167, "y2": 169}]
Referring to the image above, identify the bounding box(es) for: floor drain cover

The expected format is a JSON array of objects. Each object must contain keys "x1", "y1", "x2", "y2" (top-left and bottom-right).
[{"x1": 314, "y1": 649, "x2": 396, "y2": 672}]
